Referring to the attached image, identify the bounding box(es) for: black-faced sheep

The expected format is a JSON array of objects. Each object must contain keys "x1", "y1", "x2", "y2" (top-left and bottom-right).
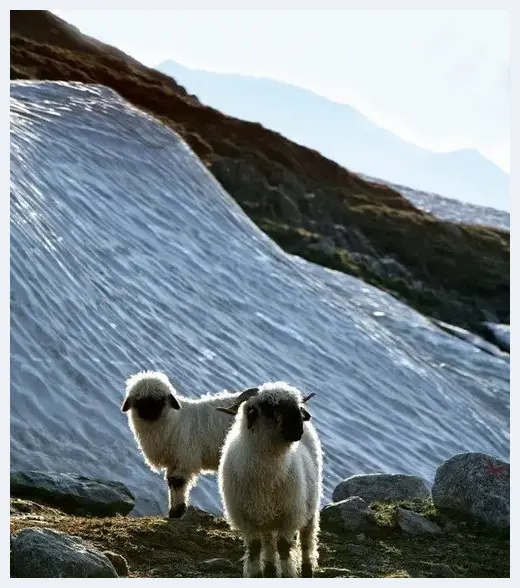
[
  {"x1": 217, "y1": 381, "x2": 322, "y2": 577},
  {"x1": 121, "y1": 370, "x2": 259, "y2": 518}
]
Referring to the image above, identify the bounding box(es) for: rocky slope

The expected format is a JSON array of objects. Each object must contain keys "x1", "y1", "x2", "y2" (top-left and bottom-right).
[{"x1": 10, "y1": 10, "x2": 509, "y2": 339}]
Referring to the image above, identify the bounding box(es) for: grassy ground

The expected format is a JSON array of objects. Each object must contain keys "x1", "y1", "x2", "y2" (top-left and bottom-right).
[{"x1": 10, "y1": 498, "x2": 509, "y2": 578}]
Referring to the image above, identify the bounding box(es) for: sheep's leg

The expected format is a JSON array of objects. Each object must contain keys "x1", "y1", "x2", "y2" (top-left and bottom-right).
[
  {"x1": 165, "y1": 469, "x2": 193, "y2": 519},
  {"x1": 261, "y1": 533, "x2": 278, "y2": 577},
  {"x1": 300, "y1": 516, "x2": 319, "y2": 578},
  {"x1": 243, "y1": 536, "x2": 262, "y2": 578},
  {"x1": 277, "y1": 533, "x2": 298, "y2": 578}
]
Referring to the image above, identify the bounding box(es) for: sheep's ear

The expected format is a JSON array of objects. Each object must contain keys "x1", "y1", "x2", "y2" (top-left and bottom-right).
[
  {"x1": 121, "y1": 398, "x2": 132, "y2": 412},
  {"x1": 216, "y1": 406, "x2": 238, "y2": 416},
  {"x1": 300, "y1": 407, "x2": 311, "y2": 422},
  {"x1": 169, "y1": 394, "x2": 181, "y2": 410}
]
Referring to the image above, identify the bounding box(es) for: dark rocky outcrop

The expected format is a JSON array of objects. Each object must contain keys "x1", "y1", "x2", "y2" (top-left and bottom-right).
[{"x1": 10, "y1": 471, "x2": 135, "y2": 517}]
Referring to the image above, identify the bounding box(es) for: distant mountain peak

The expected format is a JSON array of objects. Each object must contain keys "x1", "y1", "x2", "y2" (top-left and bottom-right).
[{"x1": 157, "y1": 59, "x2": 509, "y2": 212}]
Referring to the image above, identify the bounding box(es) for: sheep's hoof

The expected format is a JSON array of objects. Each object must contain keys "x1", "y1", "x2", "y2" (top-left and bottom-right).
[
  {"x1": 168, "y1": 503, "x2": 186, "y2": 519},
  {"x1": 263, "y1": 562, "x2": 278, "y2": 578},
  {"x1": 301, "y1": 563, "x2": 313, "y2": 578}
]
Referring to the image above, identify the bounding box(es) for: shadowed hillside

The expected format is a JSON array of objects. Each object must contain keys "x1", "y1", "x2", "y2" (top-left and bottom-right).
[
  {"x1": 156, "y1": 60, "x2": 510, "y2": 211},
  {"x1": 10, "y1": 10, "x2": 509, "y2": 337}
]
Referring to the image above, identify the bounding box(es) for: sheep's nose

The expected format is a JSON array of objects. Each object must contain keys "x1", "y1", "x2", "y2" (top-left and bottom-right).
[{"x1": 283, "y1": 423, "x2": 304, "y2": 442}]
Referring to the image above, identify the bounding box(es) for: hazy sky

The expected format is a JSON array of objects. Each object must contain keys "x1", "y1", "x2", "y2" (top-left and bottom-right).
[{"x1": 53, "y1": 9, "x2": 510, "y2": 172}]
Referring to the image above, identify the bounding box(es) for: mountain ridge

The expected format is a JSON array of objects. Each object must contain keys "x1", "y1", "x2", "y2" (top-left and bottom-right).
[{"x1": 156, "y1": 59, "x2": 509, "y2": 211}]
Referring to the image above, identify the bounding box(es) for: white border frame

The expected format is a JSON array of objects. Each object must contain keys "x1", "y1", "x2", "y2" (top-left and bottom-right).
[{"x1": 5, "y1": 2, "x2": 515, "y2": 585}]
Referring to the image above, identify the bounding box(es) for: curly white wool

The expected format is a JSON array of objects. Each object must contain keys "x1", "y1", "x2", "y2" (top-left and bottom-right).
[
  {"x1": 218, "y1": 381, "x2": 323, "y2": 578},
  {"x1": 122, "y1": 370, "x2": 258, "y2": 518}
]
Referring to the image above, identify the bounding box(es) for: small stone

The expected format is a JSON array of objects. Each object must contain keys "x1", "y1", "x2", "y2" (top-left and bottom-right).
[
  {"x1": 395, "y1": 507, "x2": 442, "y2": 535},
  {"x1": 321, "y1": 496, "x2": 377, "y2": 533},
  {"x1": 344, "y1": 543, "x2": 367, "y2": 555},
  {"x1": 431, "y1": 563, "x2": 456, "y2": 577},
  {"x1": 443, "y1": 522, "x2": 458, "y2": 534},
  {"x1": 183, "y1": 505, "x2": 216, "y2": 523},
  {"x1": 356, "y1": 533, "x2": 366, "y2": 543},
  {"x1": 102, "y1": 551, "x2": 129, "y2": 577},
  {"x1": 199, "y1": 558, "x2": 236, "y2": 572}
]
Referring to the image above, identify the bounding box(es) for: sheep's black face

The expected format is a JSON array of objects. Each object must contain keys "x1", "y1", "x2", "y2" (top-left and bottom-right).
[
  {"x1": 134, "y1": 396, "x2": 167, "y2": 421},
  {"x1": 280, "y1": 402, "x2": 304, "y2": 442},
  {"x1": 257, "y1": 397, "x2": 306, "y2": 442}
]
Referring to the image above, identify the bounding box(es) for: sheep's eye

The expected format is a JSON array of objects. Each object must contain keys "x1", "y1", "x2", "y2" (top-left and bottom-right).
[{"x1": 246, "y1": 406, "x2": 258, "y2": 429}]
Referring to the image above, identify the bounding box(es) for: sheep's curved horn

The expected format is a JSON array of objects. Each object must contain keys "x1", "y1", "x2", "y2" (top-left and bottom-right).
[
  {"x1": 235, "y1": 387, "x2": 260, "y2": 404},
  {"x1": 302, "y1": 393, "x2": 315, "y2": 403},
  {"x1": 216, "y1": 387, "x2": 260, "y2": 416}
]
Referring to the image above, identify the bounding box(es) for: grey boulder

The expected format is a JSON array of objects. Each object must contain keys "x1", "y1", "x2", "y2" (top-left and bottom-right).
[
  {"x1": 10, "y1": 471, "x2": 135, "y2": 517},
  {"x1": 332, "y1": 473, "x2": 430, "y2": 503},
  {"x1": 432, "y1": 452, "x2": 509, "y2": 529},
  {"x1": 10, "y1": 527, "x2": 119, "y2": 578},
  {"x1": 321, "y1": 496, "x2": 377, "y2": 533}
]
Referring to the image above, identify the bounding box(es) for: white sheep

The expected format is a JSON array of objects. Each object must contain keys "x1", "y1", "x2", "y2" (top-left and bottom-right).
[
  {"x1": 217, "y1": 381, "x2": 323, "y2": 578},
  {"x1": 121, "y1": 370, "x2": 259, "y2": 518}
]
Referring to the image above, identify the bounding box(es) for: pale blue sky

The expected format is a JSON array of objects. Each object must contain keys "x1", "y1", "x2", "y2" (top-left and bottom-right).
[{"x1": 53, "y1": 9, "x2": 510, "y2": 172}]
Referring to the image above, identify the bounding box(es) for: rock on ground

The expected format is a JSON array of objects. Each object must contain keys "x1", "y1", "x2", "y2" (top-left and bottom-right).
[
  {"x1": 199, "y1": 558, "x2": 238, "y2": 573},
  {"x1": 10, "y1": 527, "x2": 119, "y2": 578},
  {"x1": 430, "y1": 563, "x2": 457, "y2": 578},
  {"x1": 344, "y1": 543, "x2": 367, "y2": 556},
  {"x1": 103, "y1": 551, "x2": 129, "y2": 577},
  {"x1": 10, "y1": 471, "x2": 135, "y2": 517},
  {"x1": 394, "y1": 507, "x2": 441, "y2": 536},
  {"x1": 321, "y1": 496, "x2": 377, "y2": 533},
  {"x1": 332, "y1": 473, "x2": 430, "y2": 503},
  {"x1": 432, "y1": 452, "x2": 509, "y2": 530}
]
